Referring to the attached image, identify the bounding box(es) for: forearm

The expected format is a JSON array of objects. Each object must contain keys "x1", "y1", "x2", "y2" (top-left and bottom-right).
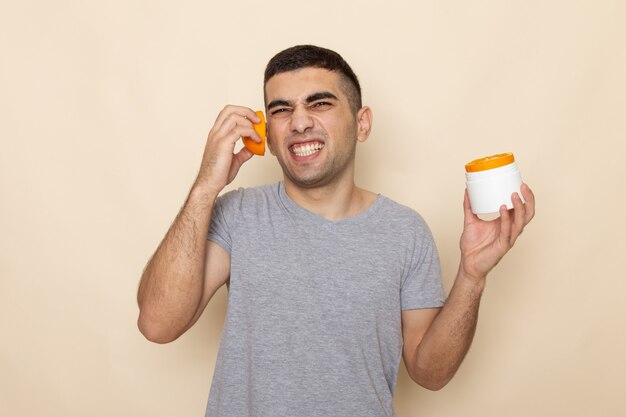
[
  {"x1": 406, "y1": 185, "x2": 534, "y2": 389},
  {"x1": 409, "y1": 267, "x2": 485, "y2": 390},
  {"x1": 137, "y1": 183, "x2": 217, "y2": 343}
]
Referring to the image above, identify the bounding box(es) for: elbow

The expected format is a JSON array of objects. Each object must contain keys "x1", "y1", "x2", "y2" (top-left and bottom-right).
[
  {"x1": 417, "y1": 376, "x2": 452, "y2": 391},
  {"x1": 407, "y1": 366, "x2": 454, "y2": 391},
  {"x1": 137, "y1": 314, "x2": 180, "y2": 344}
]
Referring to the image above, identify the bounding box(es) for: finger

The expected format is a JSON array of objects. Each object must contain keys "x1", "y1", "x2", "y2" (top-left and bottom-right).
[
  {"x1": 499, "y1": 204, "x2": 512, "y2": 246},
  {"x1": 213, "y1": 105, "x2": 260, "y2": 132},
  {"x1": 217, "y1": 120, "x2": 262, "y2": 146},
  {"x1": 213, "y1": 112, "x2": 253, "y2": 138},
  {"x1": 224, "y1": 112, "x2": 262, "y2": 143},
  {"x1": 520, "y1": 183, "x2": 536, "y2": 223},
  {"x1": 214, "y1": 105, "x2": 260, "y2": 127},
  {"x1": 509, "y1": 192, "x2": 526, "y2": 245},
  {"x1": 225, "y1": 126, "x2": 261, "y2": 145},
  {"x1": 208, "y1": 112, "x2": 249, "y2": 141},
  {"x1": 463, "y1": 189, "x2": 479, "y2": 227}
]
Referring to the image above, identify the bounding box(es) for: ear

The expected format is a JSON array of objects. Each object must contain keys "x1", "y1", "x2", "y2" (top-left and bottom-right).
[{"x1": 356, "y1": 106, "x2": 373, "y2": 143}]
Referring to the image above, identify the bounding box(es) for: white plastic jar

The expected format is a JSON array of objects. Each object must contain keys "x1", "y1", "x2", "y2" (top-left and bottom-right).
[{"x1": 465, "y1": 153, "x2": 524, "y2": 215}]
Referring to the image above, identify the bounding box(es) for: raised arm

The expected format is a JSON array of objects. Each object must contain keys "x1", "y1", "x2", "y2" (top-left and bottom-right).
[
  {"x1": 137, "y1": 106, "x2": 262, "y2": 343},
  {"x1": 402, "y1": 184, "x2": 535, "y2": 390}
]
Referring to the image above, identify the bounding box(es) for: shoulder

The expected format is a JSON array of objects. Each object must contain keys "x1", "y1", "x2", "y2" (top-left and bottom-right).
[
  {"x1": 217, "y1": 183, "x2": 277, "y2": 203},
  {"x1": 214, "y1": 183, "x2": 280, "y2": 214},
  {"x1": 369, "y1": 195, "x2": 437, "y2": 252},
  {"x1": 376, "y1": 195, "x2": 431, "y2": 232}
]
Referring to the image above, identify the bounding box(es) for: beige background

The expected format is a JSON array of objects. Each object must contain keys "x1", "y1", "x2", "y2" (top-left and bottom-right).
[{"x1": 2, "y1": 0, "x2": 625, "y2": 416}]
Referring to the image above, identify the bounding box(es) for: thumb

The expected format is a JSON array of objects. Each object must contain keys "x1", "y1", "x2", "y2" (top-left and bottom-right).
[
  {"x1": 227, "y1": 147, "x2": 254, "y2": 184},
  {"x1": 463, "y1": 189, "x2": 479, "y2": 226}
]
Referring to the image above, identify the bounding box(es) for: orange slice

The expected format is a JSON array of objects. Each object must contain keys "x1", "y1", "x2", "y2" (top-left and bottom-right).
[
  {"x1": 465, "y1": 153, "x2": 515, "y2": 172},
  {"x1": 243, "y1": 110, "x2": 266, "y2": 156}
]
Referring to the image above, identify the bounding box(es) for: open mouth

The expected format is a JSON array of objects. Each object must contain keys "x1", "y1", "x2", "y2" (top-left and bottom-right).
[{"x1": 289, "y1": 141, "x2": 325, "y2": 157}]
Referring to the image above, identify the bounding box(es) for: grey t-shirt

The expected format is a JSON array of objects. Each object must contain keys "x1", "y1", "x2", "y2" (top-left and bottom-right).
[{"x1": 206, "y1": 182, "x2": 445, "y2": 417}]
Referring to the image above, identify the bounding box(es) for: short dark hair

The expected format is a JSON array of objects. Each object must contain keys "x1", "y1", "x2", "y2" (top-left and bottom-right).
[{"x1": 264, "y1": 45, "x2": 362, "y2": 114}]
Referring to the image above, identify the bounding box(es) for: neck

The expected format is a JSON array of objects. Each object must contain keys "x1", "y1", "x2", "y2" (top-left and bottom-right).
[{"x1": 283, "y1": 176, "x2": 377, "y2": 221}]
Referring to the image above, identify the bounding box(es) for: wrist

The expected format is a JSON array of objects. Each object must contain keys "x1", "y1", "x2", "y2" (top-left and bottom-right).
[
  {"x1": 189, "y1": 180, "x2": 220, "y2": 208},
  {"x1": 457, "y1": 263, "x2": 487, "y2": 292}
]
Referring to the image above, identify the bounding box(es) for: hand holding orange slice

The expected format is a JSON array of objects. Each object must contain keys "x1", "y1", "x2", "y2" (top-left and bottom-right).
[{"x1": 242, "y1": 110, "x2": 266, "y2": 156}]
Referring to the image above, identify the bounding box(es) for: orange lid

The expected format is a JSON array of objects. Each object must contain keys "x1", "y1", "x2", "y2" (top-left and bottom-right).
[{"x1": 465, "y1": 153, "x2": 515, "y2": 172}]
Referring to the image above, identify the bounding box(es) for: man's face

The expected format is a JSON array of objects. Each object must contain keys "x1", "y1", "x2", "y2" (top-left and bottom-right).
[{"x1": 264, "y1": 67, "x2": 363, "y2": 189}]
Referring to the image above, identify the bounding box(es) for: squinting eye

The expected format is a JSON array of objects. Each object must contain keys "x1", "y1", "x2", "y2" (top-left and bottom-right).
[
  {"x1": 313, "y1": 102, "x2": 330, "y2": 107},
  {"x1": 270, "y1": 108, "x2": 290, "y2": 116}
]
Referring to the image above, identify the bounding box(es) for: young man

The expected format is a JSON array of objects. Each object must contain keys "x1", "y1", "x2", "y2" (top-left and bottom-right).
[{"x1": 137, "y1": 45, "x2": 535, "y2": 416}]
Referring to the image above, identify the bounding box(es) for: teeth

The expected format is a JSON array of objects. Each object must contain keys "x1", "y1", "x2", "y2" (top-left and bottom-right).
[{"x1": 292, "y1": 143, "x2": 324, "y2": 156}]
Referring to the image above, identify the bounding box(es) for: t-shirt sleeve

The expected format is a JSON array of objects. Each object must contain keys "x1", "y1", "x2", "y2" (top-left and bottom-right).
[
  {"x1": 400, "y1": 216, "x2": 446, "y2": 310},
  {"x1": 207, "y1": 189, "x2": 241, "y2": 255}
]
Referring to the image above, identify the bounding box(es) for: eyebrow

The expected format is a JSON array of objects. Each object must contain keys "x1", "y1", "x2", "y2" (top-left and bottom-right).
[
  {"x1": 267, "y1": 91, "x2": 339, "y2": 110},
  {"x1": 306, "y1": 91, "x2": 338, "y2": 103},
  {"x1": 267, "y1": 99, "x2": 291, "y2": 110}
]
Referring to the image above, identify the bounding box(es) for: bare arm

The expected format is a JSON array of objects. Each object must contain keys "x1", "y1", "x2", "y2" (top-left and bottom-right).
[
  {"x1": 401, "y1": 270, "x2": 484, "y2": 390},
  {"x1": 403, "y1": 184, "x2": 536, "y2": 390},
  {"x1": 137, "y1": 105, "x2": 262, "y2": 343}
]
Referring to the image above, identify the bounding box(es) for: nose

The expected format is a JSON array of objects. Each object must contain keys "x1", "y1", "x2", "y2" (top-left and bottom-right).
[{"x1": 289, "y1": 106, "x2": 314, "y2": 134}]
